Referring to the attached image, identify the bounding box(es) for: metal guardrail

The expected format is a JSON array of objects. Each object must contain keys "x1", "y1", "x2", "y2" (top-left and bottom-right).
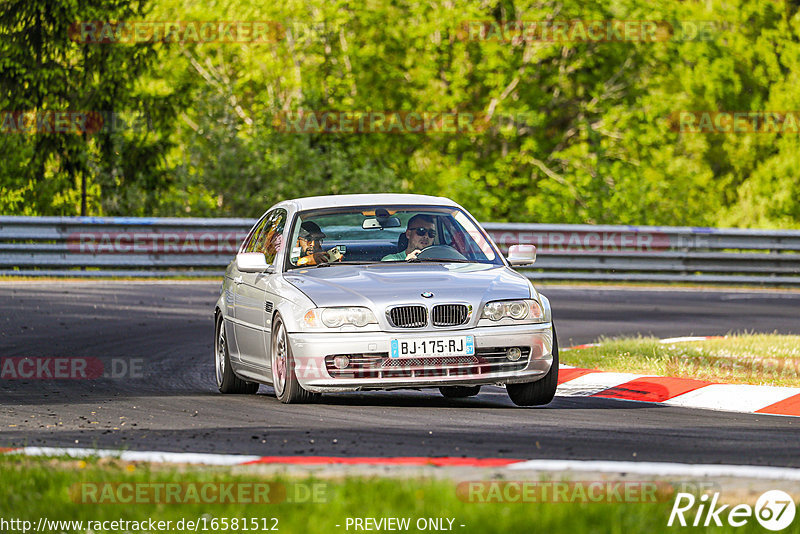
[{"x1": 1, "y1": 216, "x2": 799, "y2": 284}]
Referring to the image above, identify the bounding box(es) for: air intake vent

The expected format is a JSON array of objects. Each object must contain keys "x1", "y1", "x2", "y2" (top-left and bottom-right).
[
  {"x1": 432, "y1": 304, "x2": 470, "y2": 326},
  {"x1": 387, "y1": 305, "x2": 427, "y2": 328},
  {"x1": 264, "y1": 301, "x2": 273, "y2": 313}
]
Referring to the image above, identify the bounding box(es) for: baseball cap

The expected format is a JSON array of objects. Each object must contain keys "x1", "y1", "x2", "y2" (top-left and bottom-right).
[{"x1": 299, "y1": 221, "x2": 326, "y2": 239}]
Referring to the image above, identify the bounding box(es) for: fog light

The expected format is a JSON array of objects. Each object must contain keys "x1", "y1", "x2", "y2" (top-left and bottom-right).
[
  {"x1": 333, "y1": 355, "x2": 350, "y2": 369},
  {"x1": 506, "y1": 347, "x2": 522, "y2": 361}
]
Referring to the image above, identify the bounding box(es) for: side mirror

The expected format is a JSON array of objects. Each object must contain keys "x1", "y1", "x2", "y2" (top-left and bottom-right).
[
  {"x1": 507, "y1": 244, "x2": 536, "y2": 266},
  {"x1": 236, "y1": 252, "x2": 270, "y2": 273}
]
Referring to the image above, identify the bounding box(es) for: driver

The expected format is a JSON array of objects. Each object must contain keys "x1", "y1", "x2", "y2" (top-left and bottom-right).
[
  {"x1": 382, "y1": 214, "x2": 436, "y2": 261},
  {"x1": 296, "y1": 221, "x2": 342, "y2": 266}
]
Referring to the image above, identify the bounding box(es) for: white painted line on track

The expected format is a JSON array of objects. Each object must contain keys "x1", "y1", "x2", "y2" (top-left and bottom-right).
[
  {"x1": 506, "y1": 460, "x2": 800, "y2": 481},
  {"x1": 14, "y1": 447, "x2": 262, "y2": 466},
  {"x1": 662, "y1": 384, "x2": 800, "y2": 413},
  {"x1": 8, "y1": 447, "x2": 800, "y2": 480}
]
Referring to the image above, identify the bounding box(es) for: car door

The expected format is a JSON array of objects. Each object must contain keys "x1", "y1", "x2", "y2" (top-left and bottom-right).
[
  {"x1": 230, "y1": 213, "x2": 268, "y2": 365},
  {"x1": 234, "y1": 209, "x2": 287, "y2": 371},
  {"x1": 225, "y1": 215, "x2": 268, "y2": 363}
]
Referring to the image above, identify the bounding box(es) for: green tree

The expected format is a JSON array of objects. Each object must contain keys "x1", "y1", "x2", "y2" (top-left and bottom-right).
[
  {"x1": 0, "y1": 0, "x2": 182, "y2": 215},
  {"x1": 3, "y1": 0, "x2": 800, "y2": 228}
]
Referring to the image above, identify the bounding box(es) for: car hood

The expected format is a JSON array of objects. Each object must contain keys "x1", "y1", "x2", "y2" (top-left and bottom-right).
[{"x1": 282, "y1": 263, "x2": 533, "y2": 309}]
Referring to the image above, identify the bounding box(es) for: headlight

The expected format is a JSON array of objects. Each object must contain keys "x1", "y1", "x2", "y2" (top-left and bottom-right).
[
  {"x1": 305, "y1": 307, "x2": 377, "y2": 328},
  {"x1": 479, "y1": 299, "x2": 544, "y2": 324}
]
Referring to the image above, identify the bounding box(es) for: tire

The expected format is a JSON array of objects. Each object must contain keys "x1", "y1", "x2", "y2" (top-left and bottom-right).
[
  {"x1": 271, "y1": 314, "x2": 319, "y2": 404},
  {"x1": 439, "y1": 385, "x2": 481, "y2": 398},
  {"x1": 506, "y1": 325, "x2": 559, "y2": 406},
  {"x1": 215, "y1": 313, "x2": 259, "y2": 394}
]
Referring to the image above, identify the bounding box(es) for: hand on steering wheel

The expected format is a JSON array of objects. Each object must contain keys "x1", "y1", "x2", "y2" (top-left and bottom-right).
[{"x1": 405, "y1": 249, "x2": 423, "y2": 260}]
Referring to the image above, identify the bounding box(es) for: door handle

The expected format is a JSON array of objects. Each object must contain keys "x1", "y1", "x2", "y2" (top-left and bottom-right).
[{"x1": 233, "y1": 276, "x2": 243, "y2": 285}]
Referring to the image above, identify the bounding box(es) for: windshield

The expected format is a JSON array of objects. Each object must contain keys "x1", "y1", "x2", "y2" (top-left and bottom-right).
[{"x1": 285, "y1": 205, "x2": 502, "y2": 269}]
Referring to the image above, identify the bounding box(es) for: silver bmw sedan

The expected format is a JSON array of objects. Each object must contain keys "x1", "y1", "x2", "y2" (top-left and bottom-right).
[{"x1": 213, "y1": 194, "x2": 557, "y2": 406}]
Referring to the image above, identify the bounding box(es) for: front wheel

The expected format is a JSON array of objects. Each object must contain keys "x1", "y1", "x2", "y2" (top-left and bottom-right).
[
  {"x1": 271, "y1": 315, "x2": 319, "y2": 404},
  {"x1": 215, "y1": 314, "x2": 259, "y2": 394},
  {"x1": 506, "y1": 325, "x2": 559, "y2": 406}
]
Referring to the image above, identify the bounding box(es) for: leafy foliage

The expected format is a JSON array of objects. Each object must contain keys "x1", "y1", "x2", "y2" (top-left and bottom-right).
[{"x1": 1, "y1": 0, "x2": 799, "y2": 227}]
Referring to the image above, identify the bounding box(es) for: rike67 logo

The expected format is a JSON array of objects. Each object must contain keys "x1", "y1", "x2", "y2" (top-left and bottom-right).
[{"x1": 669, "y1": 490, "x2": 796, "y2": 530}]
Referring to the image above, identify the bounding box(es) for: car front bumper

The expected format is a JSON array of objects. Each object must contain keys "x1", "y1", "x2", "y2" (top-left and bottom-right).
[{"x1": 287, "y1": 323, "x2": 554, "y2": 392}]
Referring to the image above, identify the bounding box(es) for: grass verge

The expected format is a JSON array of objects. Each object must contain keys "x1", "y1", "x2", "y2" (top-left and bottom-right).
[
  {"x1": 561, "y1": 334, "x2": 800, "y2": 387},
  {"x1": 0, "y1": 455, "x2": 772, "y2": 533}
]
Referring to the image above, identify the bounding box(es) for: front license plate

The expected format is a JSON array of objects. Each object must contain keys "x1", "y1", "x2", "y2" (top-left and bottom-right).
[{"x1": 390, "y1": 336, "x2": 474, "y2": 358}]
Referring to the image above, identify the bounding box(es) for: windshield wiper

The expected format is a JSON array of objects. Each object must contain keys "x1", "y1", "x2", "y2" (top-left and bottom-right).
[
  {"x1": 407, "y1": 258, "x2": 477, "y2": 264},
  {"x1": 307, "y1": 260, "x2": 377, "y2": 268}
]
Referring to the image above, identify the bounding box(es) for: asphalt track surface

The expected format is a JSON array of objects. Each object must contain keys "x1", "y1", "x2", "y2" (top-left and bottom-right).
[{"x1": 1, "y1": 281, "x2": 799, "y2": 466}]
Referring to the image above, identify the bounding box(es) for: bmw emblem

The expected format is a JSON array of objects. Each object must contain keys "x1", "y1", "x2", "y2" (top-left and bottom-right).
[{"x1": 421, "y1": 292, "x2": 434, "y2": 298}]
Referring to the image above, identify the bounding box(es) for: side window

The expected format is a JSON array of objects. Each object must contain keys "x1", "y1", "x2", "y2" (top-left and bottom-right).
[
  {"x1": 258, "y1": 209, "x2": 287, "y2": 265},
  {"x1": 243, "y1": 215, "x2": 269, "y2": 253}
]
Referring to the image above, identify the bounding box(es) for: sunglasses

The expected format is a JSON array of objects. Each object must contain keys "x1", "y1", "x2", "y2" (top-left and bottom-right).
[{"x1": 410, "y1": 227, "x2": 437, "y2": 238}]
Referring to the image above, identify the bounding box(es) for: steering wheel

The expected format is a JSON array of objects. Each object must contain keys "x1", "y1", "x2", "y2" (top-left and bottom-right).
[{"x1": 416, "y1": 245, "x2": 468, "y2": 261}]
